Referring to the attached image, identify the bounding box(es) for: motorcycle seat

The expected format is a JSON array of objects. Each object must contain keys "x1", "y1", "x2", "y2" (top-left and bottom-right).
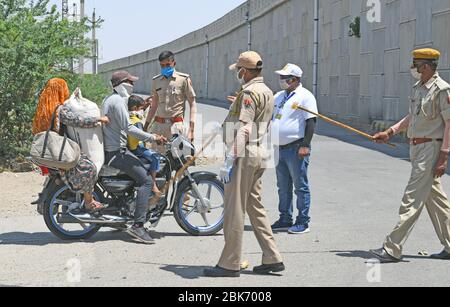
[{"x1": 99, "y1": 163, "x2": 153, "y2": 178}]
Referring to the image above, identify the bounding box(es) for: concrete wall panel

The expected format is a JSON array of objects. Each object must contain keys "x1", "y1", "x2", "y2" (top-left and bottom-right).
[{"x1": 100, "y1": 0, "x2": 450, "y2": 128}]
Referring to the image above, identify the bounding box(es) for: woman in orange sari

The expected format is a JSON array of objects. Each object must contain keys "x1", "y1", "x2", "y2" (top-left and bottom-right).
[
  {"x1": 32, "y1": 78, "x2": 70, "y2": 135},
  {"x1": 32, "y1": 79, "x2": 106, "y2": 212}
]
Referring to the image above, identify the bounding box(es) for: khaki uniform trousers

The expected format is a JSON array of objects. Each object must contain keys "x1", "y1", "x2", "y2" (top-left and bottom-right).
[
  {"x1": 384, "y1": 140, "x2": 450, "y2": 259},
  {"x1": 218, "y1": 150, "x2": 283, "y2": 271}
]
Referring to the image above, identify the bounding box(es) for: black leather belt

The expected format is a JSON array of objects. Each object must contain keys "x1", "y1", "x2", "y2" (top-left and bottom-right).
[{"x1": 279, "y1": 139, "x2": 304, "y2": 150}]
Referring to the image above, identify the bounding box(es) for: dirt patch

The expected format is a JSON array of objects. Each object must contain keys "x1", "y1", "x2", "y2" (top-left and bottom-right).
[
  {"x1": 0, "y1": 172, "x2": 44, "y2": 218},
  {"x1": 0, "y1": 157, "x2": 34, "y2": 173}
]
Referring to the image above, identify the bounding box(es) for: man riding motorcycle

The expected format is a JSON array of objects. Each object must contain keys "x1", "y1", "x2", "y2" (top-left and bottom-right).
[{"x1": 102, "y1": 71, "x2": 166, "y2": 244}]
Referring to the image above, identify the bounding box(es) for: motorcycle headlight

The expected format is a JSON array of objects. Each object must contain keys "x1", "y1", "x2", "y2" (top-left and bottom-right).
[{"x1": 171, "y1": 135, "x2": 195, "y2": 160}]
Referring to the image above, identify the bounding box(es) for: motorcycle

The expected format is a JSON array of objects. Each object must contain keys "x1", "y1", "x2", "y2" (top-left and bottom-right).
[{"x1": 30, "y1": 135, "x2": 225, "y2": 240}]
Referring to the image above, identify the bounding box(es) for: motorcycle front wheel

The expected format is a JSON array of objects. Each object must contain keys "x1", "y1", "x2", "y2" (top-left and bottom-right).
[{"x1": 173, "y1": 175, "x2": 224, "y2": 236}]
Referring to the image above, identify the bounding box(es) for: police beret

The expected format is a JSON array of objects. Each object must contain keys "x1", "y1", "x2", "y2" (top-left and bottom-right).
[{"x1": 412, "y1": 48, "x2": 441, "y2": 60}]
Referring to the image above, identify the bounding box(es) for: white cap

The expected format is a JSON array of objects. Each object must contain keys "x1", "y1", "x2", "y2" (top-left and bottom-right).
[{"x1": 275, "y1": 63, "x2": 303, "y2": 78}]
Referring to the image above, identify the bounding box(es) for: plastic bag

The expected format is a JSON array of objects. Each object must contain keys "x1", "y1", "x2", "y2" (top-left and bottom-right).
[{"x1": 63, "y1": 88, "x2": 105, "y2": 175}]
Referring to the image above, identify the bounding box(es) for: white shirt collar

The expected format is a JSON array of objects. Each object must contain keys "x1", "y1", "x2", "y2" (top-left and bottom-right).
[{"x1": 283, "y1": 83, "x2": 303, "y2": 97}]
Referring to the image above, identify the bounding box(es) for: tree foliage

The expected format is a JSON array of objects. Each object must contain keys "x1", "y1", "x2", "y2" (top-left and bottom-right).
[{"x1": 0, "y1": 0, "x2": 108, "y2": 157}]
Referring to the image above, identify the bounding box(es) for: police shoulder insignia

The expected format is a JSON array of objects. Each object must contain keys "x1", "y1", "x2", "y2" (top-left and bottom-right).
[
  {"x1": 243, "y1": 90, "x2": 260, "y2": 108},
  {"x1": 177, "y1": 72, "x2": 190, "y2": 78},
  {"x1": 435, "y1": 77, "x2": 450, "y2": 91},
  {"x1": 244, "y1": 98, "x2": 253, "y2": 108},
  {"x1": 187, "y1": 78, "x2": 194, "y2": 88}
]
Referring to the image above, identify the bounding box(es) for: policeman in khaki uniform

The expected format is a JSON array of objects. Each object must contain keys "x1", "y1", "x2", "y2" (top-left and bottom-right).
[
  {"x1": 204, "y1": 51, "x2": 284, "y2": 277},
  {"x1": 372, "y1": 48, "x2": 450, "y2": 262},
  {"x1": 144, "y1": 51, "x2": 197, "y2": 152}
]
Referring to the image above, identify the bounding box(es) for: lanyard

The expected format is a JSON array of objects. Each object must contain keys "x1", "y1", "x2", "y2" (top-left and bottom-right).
[
  {"x1": 273, "y1": 91, "x2": 295, "y2": 121},
  {"x1": 279, "y1": 91, "x2": 295, "y2": 110}
]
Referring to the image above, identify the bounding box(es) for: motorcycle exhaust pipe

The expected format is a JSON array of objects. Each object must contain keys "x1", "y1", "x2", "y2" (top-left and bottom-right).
[
  {"x1": 57, "y1": 213, "x2": 81, "y2": 224},
  {"x1": 58, "y1": 213, "x2": 131, "y2": 225}
]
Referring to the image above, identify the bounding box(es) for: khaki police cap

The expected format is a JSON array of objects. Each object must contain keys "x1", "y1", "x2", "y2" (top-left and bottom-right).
[
  {"x1": 229, "y1": 51, "x2": 263, "y2": 71},
  {"x1": 412, "y1": 48, "x2": 441, "y2": 60}
]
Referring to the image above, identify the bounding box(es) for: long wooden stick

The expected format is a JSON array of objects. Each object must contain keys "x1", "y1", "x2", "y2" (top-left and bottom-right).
[
  {"x1": 157, "y1": 132, "x2": 220, "y2": 196},
  {"x1": 295, "y1": 105, "x2": 396, "y2": 149},
  {"x1": 173, "y1": 131, "x2": 220, "y2": 181}
]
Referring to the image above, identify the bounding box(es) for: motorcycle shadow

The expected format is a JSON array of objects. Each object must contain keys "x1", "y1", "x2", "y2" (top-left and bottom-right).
[
  {"x1": 0, "y1": 230, "x2": 136, "y2": 246},
  {"x1": 0, "y1": 229, "x2": 220, "y2": 246}
]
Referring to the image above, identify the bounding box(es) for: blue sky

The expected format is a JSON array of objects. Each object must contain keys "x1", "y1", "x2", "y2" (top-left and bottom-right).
[{"x1": 47, "y1": 0, "x2": 247, "y2": 64}]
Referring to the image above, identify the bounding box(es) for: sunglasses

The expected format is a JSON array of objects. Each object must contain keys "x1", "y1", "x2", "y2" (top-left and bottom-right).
[
  {"x1": 412, "y1": 61, "x2": 427, "y2": 69},
  {"x1": 280, "y1": 75, "x2": 297, "y2": 82}
]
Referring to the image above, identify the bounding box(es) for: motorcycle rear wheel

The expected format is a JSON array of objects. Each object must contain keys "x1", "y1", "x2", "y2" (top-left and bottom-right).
[{"x1": 43, "y1": 184, "x2": 103, "y2": 241}]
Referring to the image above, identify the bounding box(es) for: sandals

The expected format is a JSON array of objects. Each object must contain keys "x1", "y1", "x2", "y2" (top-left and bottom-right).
[
  {"x1": 84, "y1": 200, "x2": 108, "y2": 213},
  {"x1": 68, "y1": 200, "x2": 108, "y2": 215}
]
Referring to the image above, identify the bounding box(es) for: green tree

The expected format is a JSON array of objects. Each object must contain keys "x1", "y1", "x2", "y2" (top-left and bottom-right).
[
  {"x1": 0, "y1": 0, "x2": 103, "y2": 157},
  {"x1": 57, "y1": 72, "x2": 111, "y2": 106}
]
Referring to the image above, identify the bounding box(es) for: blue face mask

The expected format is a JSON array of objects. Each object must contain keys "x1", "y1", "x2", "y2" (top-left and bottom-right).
[{"x1": 161, "y1": 67, "x2": 174, "y2": 78}]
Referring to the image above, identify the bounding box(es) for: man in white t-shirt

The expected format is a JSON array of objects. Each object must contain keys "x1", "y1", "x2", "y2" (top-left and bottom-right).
[{"x1": 270, "y1": 63, "x2": 318, "y2": 234}]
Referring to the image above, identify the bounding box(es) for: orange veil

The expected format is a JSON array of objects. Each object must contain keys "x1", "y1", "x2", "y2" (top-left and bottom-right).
[{"x1": 31, "y1": 78, "x2": 70, "y2": 135}]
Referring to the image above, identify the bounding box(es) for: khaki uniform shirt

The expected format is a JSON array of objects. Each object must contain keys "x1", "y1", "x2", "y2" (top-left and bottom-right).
[
  {"x1": 222, "y1": 77, "x2": 275, "y2": 151},
  {"x1": 408, "y1": 73, "x2": 450, "y2": 139},
  {"x1": 147, "y1": 70, "x2": 196, "y2": 122}
]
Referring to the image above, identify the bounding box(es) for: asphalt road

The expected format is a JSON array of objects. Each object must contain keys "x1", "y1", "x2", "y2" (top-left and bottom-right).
[{"x1": 1, "y1": 101, "x2": 450, "y2": 287}]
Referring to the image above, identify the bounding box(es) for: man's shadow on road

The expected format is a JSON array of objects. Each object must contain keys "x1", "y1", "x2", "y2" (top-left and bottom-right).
[
  {"x1": 143, "y1": 263, "x2": 280, "y2": 279},
  {"x1": 332, "y1": 250, "x2": 432, "y2": 262},
  {"x1": 159, "y1": 264, "x2": 211, "y2": 279}
]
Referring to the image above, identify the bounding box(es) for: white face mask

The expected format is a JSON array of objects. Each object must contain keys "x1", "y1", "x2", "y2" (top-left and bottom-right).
[
  {"x1": 236, "y1": 68, "x2": 246, "y2": 84},
  {"x1": 279, "y1": 79, "x2": 290, "y2": 90},
  {"x1": 411, "y1": 68, "x2": 422, "y2": 80},
  {"x1": 130, "y1": 110, "x2": 144, "y2": 119},
  {"x1": 114, "y1": 83, "x2": 134, "y2": 98}
]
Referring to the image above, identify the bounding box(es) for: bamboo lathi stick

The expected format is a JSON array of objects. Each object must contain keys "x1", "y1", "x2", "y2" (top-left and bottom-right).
[
  {"x1": 295, "y1": 105, "x2": 396, "y2": 149},
  {"x1": 174, "y1": 131, "x2": 220, "y2": 181}
]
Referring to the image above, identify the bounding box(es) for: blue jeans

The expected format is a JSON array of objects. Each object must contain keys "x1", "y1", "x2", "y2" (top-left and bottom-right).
[
  {"x1": 275, "y1": 143, "x2": 311, "y2": 226},
  {"x1": 132, "y1": 144, "x2": 160, "y2": 173},
  {"x1": 105, "y1": 149, "x2": 153, "y2": 224}
]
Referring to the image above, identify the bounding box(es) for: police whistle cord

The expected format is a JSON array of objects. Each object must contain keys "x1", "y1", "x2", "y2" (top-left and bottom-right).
[{"x1": 295, "y1": 105, "x2": 397, "y2": 149}]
